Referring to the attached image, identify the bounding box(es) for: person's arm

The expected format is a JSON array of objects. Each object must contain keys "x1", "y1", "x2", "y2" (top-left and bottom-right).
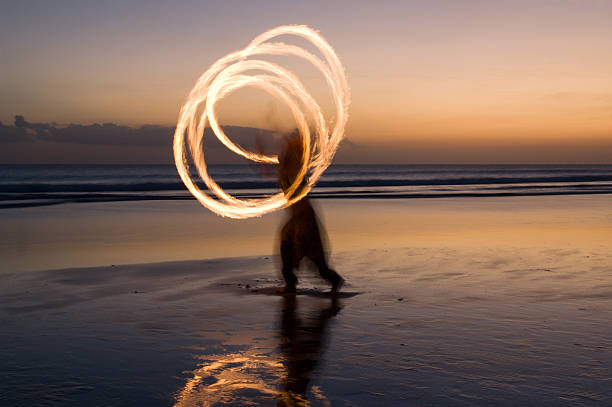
[{"x1": 254, "y1": 132, "x2": 278, "y2": 178}]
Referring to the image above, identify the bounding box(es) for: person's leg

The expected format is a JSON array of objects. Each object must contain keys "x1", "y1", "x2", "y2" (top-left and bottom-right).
[
  {"x1": 306, "y1": 237, "x2": 343, "y2": 292},
  {"x1": 280, "y1": 221, "x2": 297, "y2": 293},
  {"x1": 299, "y1": 201, "x2": 344, "y2": 292},
  {"x1": 310, "y1": 252, "x2": 343, "y2": 291}
]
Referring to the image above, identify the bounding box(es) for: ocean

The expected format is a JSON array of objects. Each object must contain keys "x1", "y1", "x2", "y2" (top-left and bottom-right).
[{"x1": 1, "y1": 164, "x2": 611, "y2": 208}]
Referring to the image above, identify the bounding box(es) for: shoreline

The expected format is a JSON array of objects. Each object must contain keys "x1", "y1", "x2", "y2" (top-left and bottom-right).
[
  {"x1": 2, "y1": 188, "x2": 612, "y2": 210},
  {"x1": 2, "y1": 163, "x2": 611, "y2": 210}
]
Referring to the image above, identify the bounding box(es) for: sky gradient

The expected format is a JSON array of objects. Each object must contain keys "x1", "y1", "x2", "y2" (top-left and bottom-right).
[{"x1": 1, "y1": 0, "x2": 611, "y2": 163}]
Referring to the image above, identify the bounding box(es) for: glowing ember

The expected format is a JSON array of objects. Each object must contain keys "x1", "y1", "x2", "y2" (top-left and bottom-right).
[{"x1": 173, "y1": 25, "x2": 350, "y2": 219}]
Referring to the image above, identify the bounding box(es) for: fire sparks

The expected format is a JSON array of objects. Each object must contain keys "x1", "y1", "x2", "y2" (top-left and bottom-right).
[{"x1": 173, "y1": 25, "x2": 350, "y2": 219}]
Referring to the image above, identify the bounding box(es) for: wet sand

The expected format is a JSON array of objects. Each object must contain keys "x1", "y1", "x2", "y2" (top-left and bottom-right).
[
  {"x1": 1, "y1": 196, "x2": 611, "y2": 405},
  {"x1": 1, "y1": 195, "x2": 610, "y2": 273}
]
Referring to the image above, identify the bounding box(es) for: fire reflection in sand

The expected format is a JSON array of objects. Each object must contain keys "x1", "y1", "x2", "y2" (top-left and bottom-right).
[
  {"x1": 173, "y1": 350, "x2": 284, "y2": 406},
  {"x1": 174, "y1": 296, "x2": 341, "y2": 406}
]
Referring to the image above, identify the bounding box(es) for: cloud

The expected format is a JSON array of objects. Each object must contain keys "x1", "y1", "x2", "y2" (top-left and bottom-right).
[
  {"x1": 2, "y1": 116, "x2": 610, "y2": 164},
  {"x1": 1, "y1": 116, "x2": 177, "y2": 146},
  {"x1": 0, "y1": 114, "x2": 358, "y2": 151},
  {"x1": 0, "y1": 115, "x2": 279, "y2": 147},
  {"x1": 0, "y1": 116, "x2": 284, "y2": 164},
  {"x1": 0, "y1": 121, "x2": 30, "y2": 143}
]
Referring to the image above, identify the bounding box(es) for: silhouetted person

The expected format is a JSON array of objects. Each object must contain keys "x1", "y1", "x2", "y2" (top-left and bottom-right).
[
  {"x1": 277, "y1": 296, "x2": 341, "y2": 406},
  {"x1": 277, "y1": 130, "x2": 344, "y2": 294}
]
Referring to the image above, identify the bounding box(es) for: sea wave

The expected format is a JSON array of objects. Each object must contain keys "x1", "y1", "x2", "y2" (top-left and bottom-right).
[{"x1": 1, "y1": 164, "x2": 611, "y2": 208}]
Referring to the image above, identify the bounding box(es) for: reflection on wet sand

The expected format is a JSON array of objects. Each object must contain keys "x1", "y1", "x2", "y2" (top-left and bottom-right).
[
  {"x1": 174, "y1": 297, "x2": 341, "y2": 406},
  {"x1": 277, "y1": 296, "x2": 341, "y2": 406},
  {"x1": 173, "y1": 350, "x2": 284, "y2": 406}
]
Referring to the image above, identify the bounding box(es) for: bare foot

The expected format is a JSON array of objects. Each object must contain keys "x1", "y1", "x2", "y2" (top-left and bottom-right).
[
  {"x1": 277, "y1": 285, "x2": 296, "y2": 294},
  {"x1": 331, "y1": 276, "x2": 344, "y2": 294}
]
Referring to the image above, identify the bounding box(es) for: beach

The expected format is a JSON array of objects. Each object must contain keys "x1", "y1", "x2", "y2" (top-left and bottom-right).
[
  {"x1": 3, "y1": 0, "x2": 612, "y2": 404},
  {"x1": 1, "y1": 195, "x2": 611, "y2": 405}
]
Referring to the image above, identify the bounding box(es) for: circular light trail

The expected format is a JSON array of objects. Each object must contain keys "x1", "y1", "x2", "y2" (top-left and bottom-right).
[{"x1": 173, "y1": 25, "x2": 350, "y2": 219}]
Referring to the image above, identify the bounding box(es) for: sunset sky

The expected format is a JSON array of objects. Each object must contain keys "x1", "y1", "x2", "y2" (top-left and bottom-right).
[{"x1": 1, "y1": 0, "x2": 611, "y2": 163}]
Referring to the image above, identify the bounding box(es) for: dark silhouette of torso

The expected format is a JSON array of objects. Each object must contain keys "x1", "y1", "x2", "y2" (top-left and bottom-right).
[{"x1": 277, "y1": 132, "x2": 343, "y2": 293}]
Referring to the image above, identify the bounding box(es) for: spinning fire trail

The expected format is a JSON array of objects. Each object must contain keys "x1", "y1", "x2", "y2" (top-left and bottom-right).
[{"x1": 173, "y1": 25, "x2": 350, "y2": 219}]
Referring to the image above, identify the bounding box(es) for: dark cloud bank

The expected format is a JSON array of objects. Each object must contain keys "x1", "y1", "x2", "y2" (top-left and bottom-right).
[
  {"x1": 1, "y1": 116, "x2": 610, "y2": 164},
  {"x1": 0, "y1": 116, "x2": 285, "y2": 164},
  {"x1": 3, "y1": 115, "x2": 173, "y2": 146}
]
